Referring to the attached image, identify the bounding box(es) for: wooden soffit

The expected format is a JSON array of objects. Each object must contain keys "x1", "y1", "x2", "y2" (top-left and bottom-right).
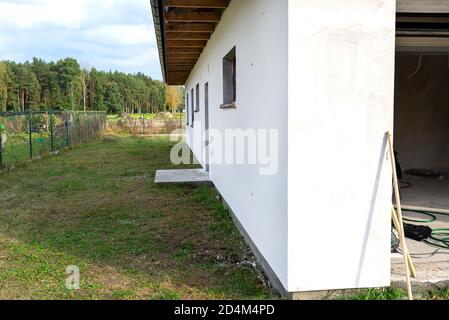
[{"x1": 152, "y1": 0, "x2": 230, "y2": 85}]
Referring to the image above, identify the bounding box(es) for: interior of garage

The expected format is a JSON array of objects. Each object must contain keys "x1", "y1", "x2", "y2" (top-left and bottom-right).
[
  {"x1": 389, "y1": 8, "x2": 449, "y2": 288},
  {"x1": 394, "y1": 4, "x2": 449, "y2": 212},
  {"x1": 394, "y1": 53, "x2": 449, "y2": 210},
  {"x1": 393, "y1": 49, "x2": 449, "y2": 276},
  {"x1": 394, "y1": 45, "x2": 449, "y2": 259}
]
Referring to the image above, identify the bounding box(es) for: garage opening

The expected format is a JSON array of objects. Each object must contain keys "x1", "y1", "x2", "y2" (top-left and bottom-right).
[
  {"x1": 394, "y1": 52, "x2": 449, "y2": 212},
  {"x1": 390, "y1": 6, "x2": 449, "y2": 283},
  {"x1": 394, "y1": 10, "x2": 449, "y2": 213}
]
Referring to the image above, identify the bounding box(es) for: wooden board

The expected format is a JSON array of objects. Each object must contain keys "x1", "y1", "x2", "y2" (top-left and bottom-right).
[{"x1": 397, "y1": 0, "x2": 449, "y2": 13}]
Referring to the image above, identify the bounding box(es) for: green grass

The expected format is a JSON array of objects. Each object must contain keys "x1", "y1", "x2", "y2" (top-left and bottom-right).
[
  {"x1": 4, "y1": 134, "x2": 447, "y2": 300},
  {"x1": 2, "y1": 129, "x2": 99, "y2": 168},
  {"x1": 1, "y1": 133, "x2": 56, "y2": 167},
  {"x1": 339, "y1": 287, "x2": 449, "y2": 300},
  {"x1": 0, "y1": 134, "x2": 274, "y2": 300},
  {"x1": 340, "y1": 288, "x2": 407, "y2": 300},
  {"x1": 424, "y1": 287, "x2": 449, "y2": 300}
]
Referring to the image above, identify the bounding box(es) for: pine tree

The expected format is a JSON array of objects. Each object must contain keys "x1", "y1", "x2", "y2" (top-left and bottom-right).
[
  {"x1": 105, "y1": 82, "x2": 122, "y2": 114},
  {"x1": 56, "y1": 58, "x2": 82, "y2": 110},
  {"x1": 0, "y1": 62, "x2": 9, "y2": 112},
  {"x1": 0, "y1": 57, "x2": 168, "y2": 114}
]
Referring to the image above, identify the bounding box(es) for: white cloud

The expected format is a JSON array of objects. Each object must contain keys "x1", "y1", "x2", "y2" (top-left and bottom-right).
[
  {"x1": 0, "y1": 0, "x2": 88, "y2": 29},
  {"x1": 0, "y1": 0, "x2": 162, "y2": 79},
  {"x1": 82, "y1": 24, "x2": 155, "y2": 47}
]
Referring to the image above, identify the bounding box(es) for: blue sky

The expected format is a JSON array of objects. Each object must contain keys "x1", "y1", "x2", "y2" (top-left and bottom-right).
[{"x1": 0, "y1": 0, "x2": 162, "y2": 79}]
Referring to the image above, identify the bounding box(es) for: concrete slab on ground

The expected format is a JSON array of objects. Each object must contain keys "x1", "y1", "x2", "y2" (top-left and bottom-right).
[
  {"x1": 391, "y1": 238, "x2": 449, "y2": 288},
  {"x1": 401, "y1": 175, "x2": 449, "y2": 211},
  {"x1": 391, "y1": 174, "x2": 449, "y2": 288},
  {"x1": 154, "y1": 169, "x2": 211, "y2": 184}
]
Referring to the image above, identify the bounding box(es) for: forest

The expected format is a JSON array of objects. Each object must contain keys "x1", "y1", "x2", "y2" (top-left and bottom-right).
[{"x1": 0, "y1": 57, "x2": 178, "y2": 114}]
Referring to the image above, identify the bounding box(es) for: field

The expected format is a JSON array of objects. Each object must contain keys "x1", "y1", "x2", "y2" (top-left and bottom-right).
[
  {"x1": 107, "y1": 112, "x2": 186, "y2": 122},
  {"x1": 0, "y1": 134, "x2": 274, "y2": 300},
  {"x1": 105, "y1": 113, "x2": 185, "y2": 136},
  {"x1": 124, "y1": 112, "x2": 186, "y2": 121}
]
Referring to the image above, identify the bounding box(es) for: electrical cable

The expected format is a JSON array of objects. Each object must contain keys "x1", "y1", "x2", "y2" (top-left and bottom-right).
[
  {"x1": 396, "y1": 248, "x2": 449, "y2": 259},
  {"x1": 400, "y1": 181, "x2": 412, "y2": 189},
  {"x1": 408, "y1": 55, "x2": 424, "y2": 79},
  {"x1": 406, "y1": 169, "x2": 439, "y2": 178}
]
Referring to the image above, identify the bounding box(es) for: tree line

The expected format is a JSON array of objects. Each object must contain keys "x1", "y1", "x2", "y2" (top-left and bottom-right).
[{"x1": 0, "y1": 57, "x2": 176, "y2": 114}]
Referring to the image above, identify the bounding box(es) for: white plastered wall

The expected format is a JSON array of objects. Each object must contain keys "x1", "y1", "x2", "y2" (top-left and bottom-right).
[
  {"x1": 287, "y1": 0, "x2": 396, "y2": 291},
  {"x1": 183, "y1": 0, "x2": 397, "y2": 294},
  {"x1": 184, "y1": 0, "x2": 289, "y2": 289}
]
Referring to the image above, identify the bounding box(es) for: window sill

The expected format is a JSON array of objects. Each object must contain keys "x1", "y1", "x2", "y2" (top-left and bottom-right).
[{"x1": 220, "y1": 102, "x2": 237, "y2": 110}]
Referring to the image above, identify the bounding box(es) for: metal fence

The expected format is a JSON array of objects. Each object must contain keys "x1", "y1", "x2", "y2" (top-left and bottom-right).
[{"x1": 0, "y1": 111, "x2": 106, "y2": 168}]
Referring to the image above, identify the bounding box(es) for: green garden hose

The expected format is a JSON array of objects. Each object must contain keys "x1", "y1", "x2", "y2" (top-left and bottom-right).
[
  {"x1": 427, "y1": 229, "x2": 449, "y2": 249},
  {"x1": 403, "y1": 210, "x2": 437, "y2": 223},
  {"x1": 402, "y1": 209, "x2": 449, "y2": 249}
]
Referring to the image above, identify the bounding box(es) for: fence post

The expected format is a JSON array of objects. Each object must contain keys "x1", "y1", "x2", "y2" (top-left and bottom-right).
[
  {"x1": 0, "y1": 133, "x2": 3, "y2": 168},
  {"x1": 65, "y1": 115, "x2": 70, "y2": 148},
  {"x1": 78, "y1": 113, "x2": 81, "y2": 144},
  {"x1": 50, "y1": 111, "x2": 55, "y2": 152},
  {"x1": 28, "y1": 111, "x2": 33, "y2": 159},
  {"x1": 88, "y1": 113, "x2": 91, "y2": 139},
  {"x1": 92, "y1": 113, "x2": 95, "y2": 137}
]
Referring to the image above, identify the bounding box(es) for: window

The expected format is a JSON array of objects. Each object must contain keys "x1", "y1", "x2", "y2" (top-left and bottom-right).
[
  {"x1": 195, "y1": 83, "x2": 200, "y2": 112},
  {"x1": 186, "y1": 93, "x2": 189, "y2": 126},
  {"x1": 221, "y1": 46, "x2": 236, "y2": 109},
  {"x1": 191, "y1": 89, "x2": 194, "y2": 127}
]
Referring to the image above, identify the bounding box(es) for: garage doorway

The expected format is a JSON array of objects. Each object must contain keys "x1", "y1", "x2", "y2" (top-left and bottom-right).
[
  {"x1": 394, "y1": 52, "x2": 449, "y2": 210},
  {"x1": 394, "y1": 12, "x2": 449, "y2": 212}
]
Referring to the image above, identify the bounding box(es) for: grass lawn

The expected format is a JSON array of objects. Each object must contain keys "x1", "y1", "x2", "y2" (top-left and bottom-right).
[
  {"x1": 2, "y1": 134, "x2": 447, "y2": 300},
  {"x1": 339, "y1": 287, "x2": 449, "y2": 301},
  {"x1": 0, "y1": 134, "x2": 275, "y2": 300},
  {"x1": 1, "y1": 133, "x2": 66, "y2": 167}
]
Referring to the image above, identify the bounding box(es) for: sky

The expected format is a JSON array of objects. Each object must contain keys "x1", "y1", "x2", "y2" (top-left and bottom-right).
[{"x1": 0, "y1": 0, "x2": 163, "y2": 79}]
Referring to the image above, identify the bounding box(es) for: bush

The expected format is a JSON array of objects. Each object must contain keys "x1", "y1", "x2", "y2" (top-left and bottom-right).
[
  {"x1": 0, "y1": 124, "x2": 6, "y2": 148},
  {"x1": 153, "y1": 112, "x2": 174, "y2": 120}
]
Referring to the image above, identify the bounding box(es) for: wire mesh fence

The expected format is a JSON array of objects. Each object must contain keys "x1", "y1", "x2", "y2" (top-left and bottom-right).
[{"x1": 0, "y1": 111, "x2": 106, "y2": 168}]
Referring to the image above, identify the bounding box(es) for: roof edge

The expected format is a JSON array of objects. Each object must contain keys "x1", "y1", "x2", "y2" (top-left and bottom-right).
[{"x1": 151, "y1": 0, "x2": 167, "y2": 83}]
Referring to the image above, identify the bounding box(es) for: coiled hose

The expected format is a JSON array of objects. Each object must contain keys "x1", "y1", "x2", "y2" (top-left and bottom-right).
[{"x1": 403, "y1": 209, "x2": 449, "y2": 249}]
